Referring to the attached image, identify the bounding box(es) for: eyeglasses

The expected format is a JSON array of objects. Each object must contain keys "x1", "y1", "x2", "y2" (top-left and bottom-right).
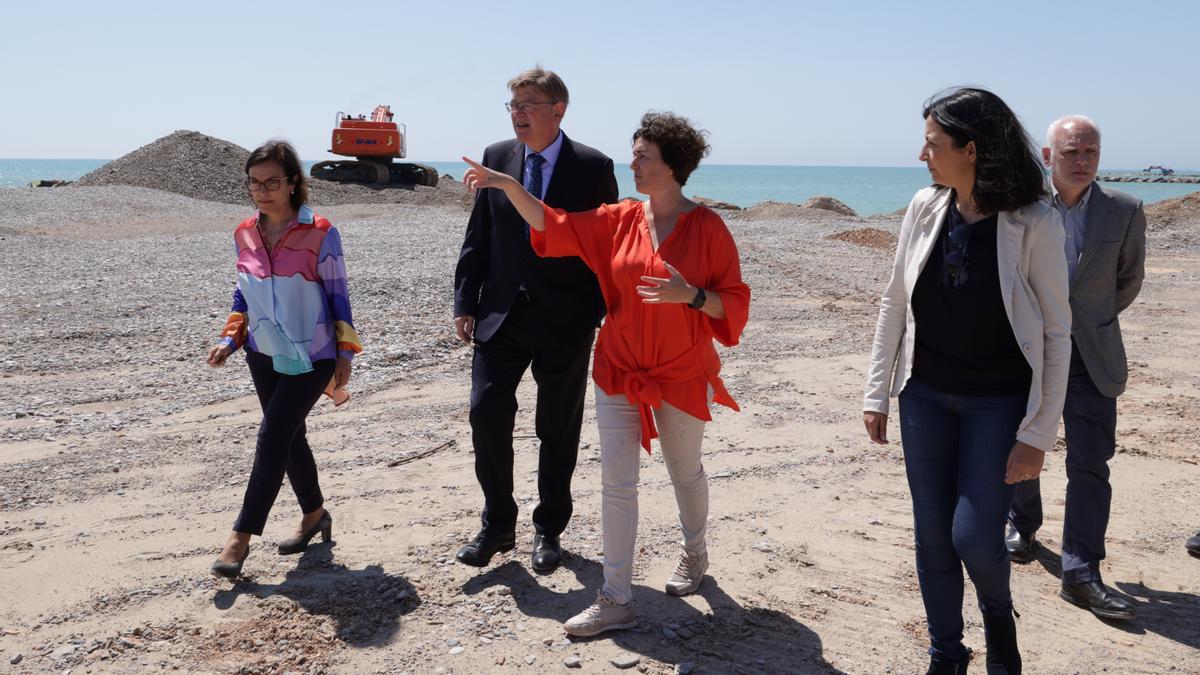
[
  {"x1": 505, "y1": 100, "x2": 556, "y2": 114},
  {"x1": 943, "y1": 220, "x2": 972, "y2": 287},
  {"x1": 245, "y1": 176, "x2": 290, "y2": 192}
]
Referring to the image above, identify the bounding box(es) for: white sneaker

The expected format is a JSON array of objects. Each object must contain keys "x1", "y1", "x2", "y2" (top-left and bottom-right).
[
  {"x1": 665, "y1": 550, "x2": 709, "y2": 596},
  {"x1": 562, "y1": 593, "x2": 637, "y2": 637}
]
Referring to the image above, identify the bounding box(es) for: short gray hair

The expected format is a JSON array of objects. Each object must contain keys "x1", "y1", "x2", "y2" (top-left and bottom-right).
[
  {"x1": 507, "y1": 66, "x2": 569, "y2": 106},
  {"x1": 1045, "y1": 115, "x2": 1101, "y2": 148}
]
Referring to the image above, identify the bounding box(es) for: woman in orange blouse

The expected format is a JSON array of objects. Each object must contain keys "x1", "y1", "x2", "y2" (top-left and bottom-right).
[{"x1": 463, "y1": 112, "x2": 750, "y2": 637}]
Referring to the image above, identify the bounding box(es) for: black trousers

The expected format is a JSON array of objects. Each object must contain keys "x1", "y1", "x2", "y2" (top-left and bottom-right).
[
  {"x1": 234, "y1": 350, "x2": 334, "y2": 536},
  {"x1": 1009, "y1": 345, "x2": 1118, "y2": 584},
  {"x1": 469, "y1": 295, "x2": 594, "y2": 538}
]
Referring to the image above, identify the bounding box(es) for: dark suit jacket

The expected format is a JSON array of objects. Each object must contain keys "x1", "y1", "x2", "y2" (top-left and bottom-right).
[
  {"x1": 454, "y1": 133, "x2": 618, "y2": 343},
  {"x1": 1069, "y1": 182, "x2": 1147, "y2": 397}
]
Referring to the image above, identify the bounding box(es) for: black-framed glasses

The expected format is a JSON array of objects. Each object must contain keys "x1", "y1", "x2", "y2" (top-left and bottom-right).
[
  {"x1": 245, "y1": 176, "x2": 290, "y2": 192},
  {"x1": 505, "y1": 100, "x2": 556, "y2": 114},
  {"x1": 943, "y1": 220, "x2": 972, "y2": 287}
]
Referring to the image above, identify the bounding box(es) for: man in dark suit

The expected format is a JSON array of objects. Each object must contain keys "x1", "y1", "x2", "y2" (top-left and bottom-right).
[
  {"x1": 1007, "y1": 115, "x2": 1146, "y2": 620},
  {"x1": 453, "y1": 67, "x2": 618, "y2": 572}
]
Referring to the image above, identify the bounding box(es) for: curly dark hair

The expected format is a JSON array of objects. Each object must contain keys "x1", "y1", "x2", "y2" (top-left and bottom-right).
[
  {"x1": 631, "y1": 112, "x2": 711, "y2": 187},
  {"x1": 245, "y1": 139, "x2": 309, "y2": 210},
  {"x1": 922, "y1": 87, "x2": 1046, "y2": 214}
]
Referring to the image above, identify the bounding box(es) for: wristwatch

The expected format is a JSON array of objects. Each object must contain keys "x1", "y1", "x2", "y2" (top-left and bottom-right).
[{"x1": 688, "y1": 287, "x2": 707, "y2": 310}]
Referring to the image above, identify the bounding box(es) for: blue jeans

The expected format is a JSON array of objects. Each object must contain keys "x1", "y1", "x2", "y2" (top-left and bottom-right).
[{"x1": 898, "y1": 377, "x2": 1027, "y2": 661}]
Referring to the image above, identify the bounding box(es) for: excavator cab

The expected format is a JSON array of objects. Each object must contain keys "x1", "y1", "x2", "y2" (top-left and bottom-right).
[{"x1": 310, "y1": 105, "x2": 438, "y2": 187}]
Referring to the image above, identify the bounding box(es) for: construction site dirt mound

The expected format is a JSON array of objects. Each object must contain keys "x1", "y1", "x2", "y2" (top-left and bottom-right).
[
  {"x1": 76, "y1": 130, "x2": 471, "y2": 209},
  {"x1": 1145, "y1": 190, "x2": 1200, "y2": 226},
  {"x1": 824, "y1": 227, "x2": 897, "y2": 250}
]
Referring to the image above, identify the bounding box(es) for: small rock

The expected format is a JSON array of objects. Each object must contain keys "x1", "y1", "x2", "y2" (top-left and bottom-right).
[
  {"x1": 611, "y1": 652, "x2": 640, "y2": 669},
  {"x1": 564, "y1": 655, "x2": 582, "y2": 668},
  {"x1": 525, "y1": 655, "x2": 536, "y2": 665},
  {"x1": 448, "y1": 646, "x2": 464, "y2": 656},
  {"x1": 446, "y1": 638, "x2": 460, "y2": 647},
  {"x1": 10, "y1": 653, "x2": 23, "y2": 665},
  {"x1": 676, "y1": 662, "x2": 695, "y2": 675},
  {"x1": 53, "y1": 645, "x2": 77, "y2": 659},
  {"x1": 662, "y1": 627, "x2": 677, "y2": 639},
  {"x1": 677, "y1": 627, "x2": 694, "y2": 639},
  {"x1": 753, "y1": 542, "x2": 773, "y2": 553}
]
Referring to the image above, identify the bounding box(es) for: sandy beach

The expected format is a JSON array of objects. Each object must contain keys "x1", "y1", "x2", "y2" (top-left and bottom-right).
[{"x1": 1, "y1": 176, "x2": 1199, "y2": 674}]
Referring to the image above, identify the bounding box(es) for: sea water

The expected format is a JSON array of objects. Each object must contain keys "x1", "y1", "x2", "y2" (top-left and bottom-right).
[{"x1": 3, "y1": 158, "x2": 1196, "y2": 216}]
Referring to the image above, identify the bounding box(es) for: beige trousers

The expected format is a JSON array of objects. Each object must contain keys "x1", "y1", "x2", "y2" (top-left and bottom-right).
[{"x1": 595, "y1": 385, "x2": 710, "y2": 605}]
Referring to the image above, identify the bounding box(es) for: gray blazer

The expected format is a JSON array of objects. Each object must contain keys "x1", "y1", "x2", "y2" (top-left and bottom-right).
[{"x1": 1069, "y1": 183, "x2": 1147, "y2": 398}]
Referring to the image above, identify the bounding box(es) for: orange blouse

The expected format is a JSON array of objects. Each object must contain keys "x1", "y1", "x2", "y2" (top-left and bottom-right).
[{"x1": 531, "y1": 200, "x2": 751, "y2": 452}]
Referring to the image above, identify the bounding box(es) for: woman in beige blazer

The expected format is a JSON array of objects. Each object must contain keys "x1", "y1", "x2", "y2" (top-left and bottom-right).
[{"x1": 862, "y1": 88, "x2": 1070, "y2": 675}]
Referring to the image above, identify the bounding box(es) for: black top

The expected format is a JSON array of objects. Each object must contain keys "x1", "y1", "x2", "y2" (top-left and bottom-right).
[{"x1": 911, "y1": 206, "x2": 1032, "y2": 396}]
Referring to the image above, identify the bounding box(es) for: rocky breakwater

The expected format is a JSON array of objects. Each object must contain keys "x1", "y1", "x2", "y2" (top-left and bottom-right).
[
  {"x1": 72, "y1": 130, "x2": 471, "y2": 209},
  {"x1": 1099, "y1": 172, "x2": 1200, "y2": 184}
]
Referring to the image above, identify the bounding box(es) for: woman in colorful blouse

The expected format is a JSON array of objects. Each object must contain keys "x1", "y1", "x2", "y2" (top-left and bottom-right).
[
  {"x1": 207, "y1": 140, "x2": 363, "y2": 578},
  {"x1": 463, "y1": 112, "x2": 750, "y2": 637}
]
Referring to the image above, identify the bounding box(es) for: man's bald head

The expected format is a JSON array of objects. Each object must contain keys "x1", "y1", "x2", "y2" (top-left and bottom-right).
[
  {"x1": 1046, "y1": 115, "x2": 1101, "y2": 149},
  {"x1": 1043, "y1": 115, "x2": 1102, "y2": 199}
]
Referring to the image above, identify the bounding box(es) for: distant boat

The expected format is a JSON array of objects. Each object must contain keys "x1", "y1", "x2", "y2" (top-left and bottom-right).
[{"x1": 1143, "y1": 165, "x2": 1175, "y2": 175}]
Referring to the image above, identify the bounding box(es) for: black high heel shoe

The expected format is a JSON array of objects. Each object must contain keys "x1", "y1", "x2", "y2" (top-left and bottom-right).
[
  {"x1": 211, "y1": 543, "x2": 251, "y2": 579},
  {"x1": 278, "y1": 510, "x2": 332, "y2": 555}
]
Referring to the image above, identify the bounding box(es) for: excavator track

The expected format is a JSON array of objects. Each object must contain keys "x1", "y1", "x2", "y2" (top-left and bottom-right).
[{"x1": 310, "y1": 160, "x2": 438, "y2": 187}]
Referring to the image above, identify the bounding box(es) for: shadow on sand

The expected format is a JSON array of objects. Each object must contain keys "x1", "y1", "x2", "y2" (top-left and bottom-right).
[
  {"x1": 213, "y1": 543, "x2": 420, "y2": 647},
  {"x1": 461, "y1": 551, "x2": 833, "y2": 672},
  {"x1": 1027, "y1": 543, "x2": 1200, "y2": 651}
]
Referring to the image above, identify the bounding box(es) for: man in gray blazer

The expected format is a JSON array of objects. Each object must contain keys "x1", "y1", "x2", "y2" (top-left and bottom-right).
[{"x1": 1006, "y1": 115, "x2": 1146, "y2": 620}]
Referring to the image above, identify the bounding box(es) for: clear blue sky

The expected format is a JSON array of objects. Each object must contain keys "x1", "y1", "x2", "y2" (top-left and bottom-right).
[{"x1": 2, "y1": 0, "x2": 1197, "y2": 169}]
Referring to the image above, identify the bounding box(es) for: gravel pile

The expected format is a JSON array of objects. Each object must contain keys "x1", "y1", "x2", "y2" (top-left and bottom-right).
[
  {"x1": 824, "y1": 227, "x2": 897, "y2": 250},
  {"x1": 76, "y1": 131, "x2": 250, "y2": 204},
  {"x1": 74, "y1": 130, "x2": 473, "y2": 210}
]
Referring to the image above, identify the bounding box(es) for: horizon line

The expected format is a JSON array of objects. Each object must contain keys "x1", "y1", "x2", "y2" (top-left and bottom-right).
[{"x1": 3, "y1": 158, "x2": 1198, "y2": 173}]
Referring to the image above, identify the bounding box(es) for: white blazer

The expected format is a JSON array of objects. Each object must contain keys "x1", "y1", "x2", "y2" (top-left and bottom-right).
[{"x1": 862, "y1": 187, "x2": 1071, "y2": 452}]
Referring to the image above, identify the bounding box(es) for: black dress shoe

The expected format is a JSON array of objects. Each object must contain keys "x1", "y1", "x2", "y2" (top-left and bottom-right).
[
  {"x1": 1187, "y1": 531, "x2": 1200, "y2": 559},
  {"x1": 531, "y1": 533, "x2": 562, "y2": 573},
  {"x1": 211, "y1": 543, "x2": 251, "y2": 579},
  {"x1": 1005, "y1": 524, "x2": 1037, "y2": 564},
  {"x1": 1060, "y1": 581, "x2": 1136, "y2": 620},
  {"x1": 456, "y1": 530, "x2": 516, "y2": 567},
  {"x1": 278, "y1": 510, "x2": 332, "y2": 555}
]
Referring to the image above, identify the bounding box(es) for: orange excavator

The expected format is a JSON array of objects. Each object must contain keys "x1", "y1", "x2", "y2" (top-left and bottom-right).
[{"x1": 310, "y1": 105, "x2": 438, "y2": 187}]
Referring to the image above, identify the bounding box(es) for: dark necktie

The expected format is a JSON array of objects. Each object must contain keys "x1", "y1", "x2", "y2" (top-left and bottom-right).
[
  {"x1": 526, "y1": 152, "x2": 545, "y2": 199},
  {"x1": 524, "y1": 153, "x2": 545, "y2": 240}
]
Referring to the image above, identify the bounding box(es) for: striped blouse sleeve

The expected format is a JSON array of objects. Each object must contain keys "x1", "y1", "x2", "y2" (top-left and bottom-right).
[
  {"x1": 219, "y1": 232, "x2": 249, "y2": 354},
  {"x1": 317, "y1": 226, "x2": 363, "y2": 360}
]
